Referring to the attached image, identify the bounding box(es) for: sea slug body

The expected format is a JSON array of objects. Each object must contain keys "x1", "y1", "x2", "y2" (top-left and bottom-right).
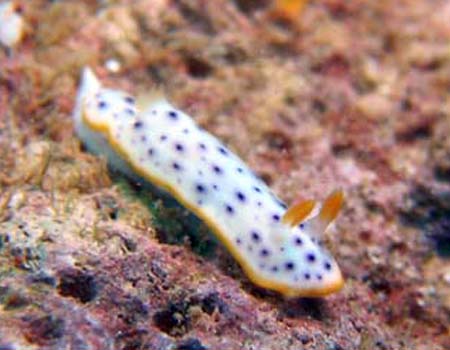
[{"x1": 73, "y1": 67, "x2": 345, "y2": 297}]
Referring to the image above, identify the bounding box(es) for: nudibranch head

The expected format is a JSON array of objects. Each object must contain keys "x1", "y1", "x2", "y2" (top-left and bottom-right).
[
  {"x1": 73, "y1": 67, "x2": 345, "y2": 298},
  {"x1": 239, "y1": 190, "x2": 345, "y2": 297}
]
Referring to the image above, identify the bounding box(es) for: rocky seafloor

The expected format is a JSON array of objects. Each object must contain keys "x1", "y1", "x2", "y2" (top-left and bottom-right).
[{"x1": 0, "y1": 0, "x2": 449, "y2": 349}]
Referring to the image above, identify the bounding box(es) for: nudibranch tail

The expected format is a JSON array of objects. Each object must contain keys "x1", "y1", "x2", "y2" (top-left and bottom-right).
[
  {"x1": 73, "y1": 67, "x2": 345, "y2": 298},
  {"x1": 74, "y1": 67, "x2": 101, "y2": 128},
  {"x1": 80, "y1": 67, "x2": 101, "y2": 99},
  {"x1": 282, "y1": 199, "x2": 316, "y2": 227},
  {"x1": 73, "y1": 68, "x2": 99, "y2": 129}
]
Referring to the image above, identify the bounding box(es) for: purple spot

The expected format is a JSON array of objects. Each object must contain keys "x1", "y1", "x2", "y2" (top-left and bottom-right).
[
  {"x1": 168, "y1": 110, "x2": 178, "y2": 119},
  {"x1": 160, "y1": 135, "x2": 167, "y2": 141},
  {"x1": 125, "y1": 108, "x2": 135, "y2": 116},
  {"x1": 304, "y1": 273, "x2": 311, "y2": 280},
  {"x1": 299, "y1": 223, "x2": 305, "y2": 229},
  {"x1": 218, "y1": 146, "x2": 228, "y2": 156},
  {"x1": 272, "y1": 214, "x2": 280, "y2": 222},
  {"x1": 125, "y1": 96, "x2": 135, "y2": 104},
  {"x1": 199, "y1": 143, "x2": 207, "y2": 151},
  {"x1": 236, "y1": 238, "x2": 242, "y2": 245},
  {"x1": 251, "y1": 231, "x2": 260, "y2": 242},
  {"x1": 271, "y1": 266, "x2": 279, "y2": 272},
  {"x1": 253, "y1": 186, "x2": 261, "y2": 193},
  {"x1": 141, "y1": 135, "x2": 147, "y2": 142},
  {"x1": 278, "y1": 200, "x2": 287, "y2": 209},
  {"x1": 213, "y1": 184, "x2": 218, "y2": 190},
  {"x1": 98, "y1": 101, "x2": 107, "y2": 109},
  {"x1": 172, "y1": 162, "x2": 182, "y2": 170},
  {"x1": 260, "y1": 248, "x2": 270, "y2": 257},
  {"x1": 236, "y1": 191, "x2": 246, "y2": 202},
  {"x1": 285, "y1": 262, "x2": 295, "y2": 271},
  {"x1": 196, "y1": 184, "x2": 206, "y2": 193},
  {"x1": 225, "y1": 204, "x2": 234, "y2": 214},
  {"x1": 148, "y1": 148, "x2": 154, "y2": 156},
  {"x1": 212, "y1": 165, "x2": 222, "y2": 174},
  {"x1": 183, "y1": 128, "x2": 189, "y2": 134},
  {"x1": 236, "y1": 167, "x2": 243, "y2": 173},
  {"x1": 306, "y1": 253, "x2": 316, "y2": 263},
  {"x1": 134, "y1": 120, "x2": 143, "y2": 128},
  {"x1": 324, "y1": 262, "x2": 332, "y2": 270},
  {"x1": 175, "y1": 143, "x2": 184, "y2": 152},
  {"x1": 317, "y1": 274, "x2": 322, "y2": 280},
  {"x1": 294, "y1": 237, "x2": 303, "y2": 246}
]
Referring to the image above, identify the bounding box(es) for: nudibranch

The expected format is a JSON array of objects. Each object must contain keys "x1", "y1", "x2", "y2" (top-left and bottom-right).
[
  {"x1": 73, "y1": 67, "x2": 344, "y2": 297},
  {"x1": 0, "y1": 1, "x2": 24, "y2": 49}
]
